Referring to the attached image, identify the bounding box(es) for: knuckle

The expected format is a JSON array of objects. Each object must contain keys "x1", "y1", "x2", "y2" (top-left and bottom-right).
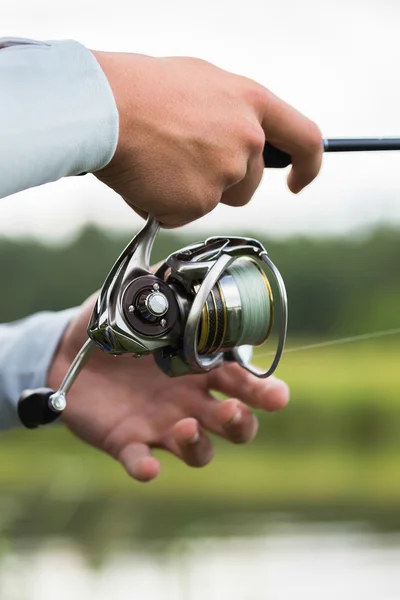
[
  {"x1": 204, "y1": 186, "x2": 222, "y2": 210},
  {"x1": 102, "y1": 433, "x2": 120, "y2": 460},
  {"x1": 223, "y1": 158, "x2": 247, "y2": 187},
  {"x1": 191, "y1": 205, "x2": 207, "y2": 221},
  {"x1": 184, "y1": 56, "x2": 212, "y2": 70},
  {"x1": 306, "y1": 120, "x2": 323, "y2": 154},
  {"x1": 244, "y1": 122, "x2": 265, "y2": 155},
  {"x1": 183, "y1": 187, "x2": 220, "y2": 224},
  {"x1": 242, "y1": 77, "x2": 268, "y2": 108},
  {"x1": 190, "y1": 195, "x2": 214, "y2": 220},
  {"x1": 223, "y1": 190, "x2": 249, "y2": 208}
]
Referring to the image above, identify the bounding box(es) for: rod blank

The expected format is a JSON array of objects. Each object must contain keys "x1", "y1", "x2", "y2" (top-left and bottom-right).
[
  {"x1": 263, "y1": 138, "x2": 400, "y2": 168},
  {"x1": 324, "y1": 138, "x2": 400, "y2": 152}
]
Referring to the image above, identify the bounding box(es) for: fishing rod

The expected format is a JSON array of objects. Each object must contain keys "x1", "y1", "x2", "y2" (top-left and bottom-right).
[
  {"x1": 263, "y1": 137, "x2": 400, "y2": 168},
  {"x1": 17, "y1": 136, "x2": 400, "y2": 429}
]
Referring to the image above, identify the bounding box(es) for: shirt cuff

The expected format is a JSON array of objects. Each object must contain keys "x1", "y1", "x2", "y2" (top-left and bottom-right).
[
  {"x1": 0, "y1": 37, "x2": 119, "y2": 198},
  {"x1": 0, "y1": 308, "x2": 79, "y2": 430}
]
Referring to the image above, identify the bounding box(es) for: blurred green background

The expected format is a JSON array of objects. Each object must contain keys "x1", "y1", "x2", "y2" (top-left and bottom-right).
[{"x1": 0, "y1": 224, "x2": 399, "y2": 566}]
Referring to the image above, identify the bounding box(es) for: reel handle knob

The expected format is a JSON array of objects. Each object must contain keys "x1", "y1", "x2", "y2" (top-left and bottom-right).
[{"x1": 17, "y1": 388, "x2": 62, "y2": 429}]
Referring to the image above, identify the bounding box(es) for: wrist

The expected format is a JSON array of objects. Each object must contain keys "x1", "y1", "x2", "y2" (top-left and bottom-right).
[{"x1": 90, "y1": 50, "x2": 131, "y2": 168}]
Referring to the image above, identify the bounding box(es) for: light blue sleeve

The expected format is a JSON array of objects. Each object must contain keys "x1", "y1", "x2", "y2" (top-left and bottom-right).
[
  {"x1": 0, "y1": 37, "x2": 118, "y2": 429},
  {"x1": 0, "y1": 37, "x2": 119, "y2": 197},
  {"x1": 0, "y1": 308, "x2": 79, "y2": 430}
]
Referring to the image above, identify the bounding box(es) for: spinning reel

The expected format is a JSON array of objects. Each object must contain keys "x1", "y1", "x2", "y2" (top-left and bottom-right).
[
  {"x1": 18, "y1": 216, "x2": 287, "y2": 428},
  {"x1": 18, "y1": 136, "x2": 400, "y2": 428}
]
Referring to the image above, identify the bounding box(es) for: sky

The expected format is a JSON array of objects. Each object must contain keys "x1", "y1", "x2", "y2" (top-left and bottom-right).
[{"x1": 2, "y1": 0, "x2": 400, "y2": 241}]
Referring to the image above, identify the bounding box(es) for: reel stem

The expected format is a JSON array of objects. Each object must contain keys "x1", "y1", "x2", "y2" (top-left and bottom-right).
[{"x1": 51, "y1": 338, "x2": 96, "y2": 404}]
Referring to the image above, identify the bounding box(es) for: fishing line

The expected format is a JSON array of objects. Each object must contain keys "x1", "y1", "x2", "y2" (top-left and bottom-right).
[{"x1": 257, "y1": 327, "x2": 400, "y2": 358}]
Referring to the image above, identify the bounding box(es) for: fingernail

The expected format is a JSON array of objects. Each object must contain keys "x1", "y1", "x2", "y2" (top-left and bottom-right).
[
  {"x1": 186, "y1": 430, "x2": 200, "y2": 444},
  {"x1": 226, "y1": 408, "x2": 242, "y2": 426}
]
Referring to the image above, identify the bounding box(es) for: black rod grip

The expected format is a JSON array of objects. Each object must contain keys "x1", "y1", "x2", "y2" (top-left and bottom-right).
[
  {"x1": 263, "y1": 138, "x2": 400, "y2": 168},
  {"x1": 263, "y1": 143, "x2": 292, "y2": 168}
]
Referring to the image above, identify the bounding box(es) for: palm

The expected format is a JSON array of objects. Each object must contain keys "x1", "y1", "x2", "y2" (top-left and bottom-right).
[{"x1": 48, "y1": 296, "x2": 289, "y2": 481}]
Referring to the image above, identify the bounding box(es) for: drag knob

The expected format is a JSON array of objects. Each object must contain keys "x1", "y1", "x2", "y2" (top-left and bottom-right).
[{"x1": 17, "y1": 387, "x2": 63, "y2": 429}]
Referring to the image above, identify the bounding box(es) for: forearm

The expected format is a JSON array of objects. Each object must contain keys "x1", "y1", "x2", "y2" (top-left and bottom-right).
[
  {"x1": 0, "y1": 308, "x2": 78, "y2": 430},
  {"x1": 0, "y1": 38, "x2": 118, "y2": 198}
]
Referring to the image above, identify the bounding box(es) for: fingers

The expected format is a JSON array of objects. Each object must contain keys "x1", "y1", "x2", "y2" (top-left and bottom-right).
[
  {"x1": 164, "y1": 418, "x2": 214, "y2": 468},
  {"x1": 221, "y1": 152, "x2": 265, "y2": 208},
  {"x1": 256, "y1": 88, "x2": 323, "y2": 193},
  {"x1": 201, "y1": 396, "x2": 259, "y2": 444},
  {"x1": 112, "y1": 367, "x2": 289, "y2": 478},
  {"x1": 162, "y1": 365, "x2": 289, "y2": 466},
  {"x1": 207, "y1": 362, "x2": 290, "y2": 412},
  {"x1": 117, "y1": 442, "x2": 161, "y2": 482},
  {"x1": 166, "y1": 396, "x2": 259, "y2": 452}
]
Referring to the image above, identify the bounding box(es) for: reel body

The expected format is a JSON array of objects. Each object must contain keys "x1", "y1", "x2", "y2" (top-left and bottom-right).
[
  {"x1": 88, "y1": 217, "x2": 287, "y2": 378},
  {"x1": 17, "y1": 217, "x2": 288, "y2": 428}
]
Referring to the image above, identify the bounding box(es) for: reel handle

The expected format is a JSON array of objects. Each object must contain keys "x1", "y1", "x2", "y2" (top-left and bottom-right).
[
  {"x1": 18, "y1": 387, "x2": 61, "y2": 429},
  {"x1": 17, "y1": 339, "x2": 95, "y2": 428},
  {"x1": 263, "y1": 137, "x2": 400, "y2": 169}
]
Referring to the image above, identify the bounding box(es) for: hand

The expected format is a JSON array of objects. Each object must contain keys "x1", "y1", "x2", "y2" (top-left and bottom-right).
[
  {"x1": 47, "y1": 294, "x2": 289, "y2": 482},
  {"x1": 92, "y1": 51, "x2": 322, "y2": 228}
]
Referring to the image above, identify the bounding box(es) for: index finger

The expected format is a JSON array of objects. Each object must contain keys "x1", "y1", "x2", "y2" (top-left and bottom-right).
[{"x1": 257, "y1": 88, "x2": 323, "y2": 193}]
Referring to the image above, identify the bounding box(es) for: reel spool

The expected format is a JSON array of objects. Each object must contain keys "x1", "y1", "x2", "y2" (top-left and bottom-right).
[
  {"x1": 153, "y1": 234, "x2": 287, "y2": 378},
  {"x1": 17, "y1": 216, "x2": 287, "y2": 428},
  {"x1": 195, "y1": 257, "x2": 273, "y2": 355}
]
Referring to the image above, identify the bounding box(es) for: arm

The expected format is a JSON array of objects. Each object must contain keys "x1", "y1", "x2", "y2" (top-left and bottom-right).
[
  {"x1": 0, "y1": 36, "x2": 111, "y2": 429},
  {"x1": 0, "y1": 37, "x2": 118, "y2": 198},
  {"x1": 0, "y1": 38, "x2": 322, "y2": 225},
  {"x1": 0, "y1": 308, "x2": 78, "y2": 430}
]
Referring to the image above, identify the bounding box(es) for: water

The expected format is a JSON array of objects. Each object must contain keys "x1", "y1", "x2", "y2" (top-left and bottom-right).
[{"x1": 1, "y1": 523, "x2": 400, "y2": 600}]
